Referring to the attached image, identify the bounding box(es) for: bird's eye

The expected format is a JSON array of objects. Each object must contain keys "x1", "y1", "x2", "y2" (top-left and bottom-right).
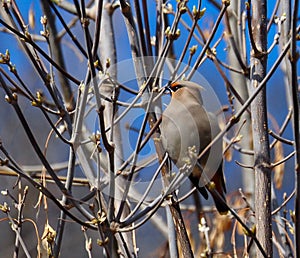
[{"x1": 169, "y1": 84, "x2": 183, "y2": 92}]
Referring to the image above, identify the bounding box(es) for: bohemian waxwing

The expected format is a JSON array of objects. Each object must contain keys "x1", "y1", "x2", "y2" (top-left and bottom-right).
[{"x1": 161, "y1": 80, "x2": 228, "y2": 214}]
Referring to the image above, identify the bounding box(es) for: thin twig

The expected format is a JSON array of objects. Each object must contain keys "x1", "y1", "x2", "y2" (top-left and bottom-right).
[{"x1": 187, "y1": 1, "x2": 230, "y2": 79}]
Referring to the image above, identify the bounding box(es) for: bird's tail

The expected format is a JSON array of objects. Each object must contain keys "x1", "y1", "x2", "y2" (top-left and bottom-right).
[
  {"x1": 190, "y1": 162, "x2": 229, "y2": 214},
  {"x1": 209, "y1": 189, "x2": 229, "y2": 214},
  {"x1": 208, "y1": 168, "x2": 229, "y2": 214},
  {"x1": 189, "y1": 174, "x2": 209, "y2": 199}
]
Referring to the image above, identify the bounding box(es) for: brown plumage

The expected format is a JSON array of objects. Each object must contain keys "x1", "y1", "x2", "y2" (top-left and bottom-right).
[{"x1": 161, "y1": 80, "x2": 228, "y2": 214}]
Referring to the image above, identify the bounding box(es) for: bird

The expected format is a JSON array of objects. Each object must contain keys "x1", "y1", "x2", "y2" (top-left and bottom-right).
[{"x1": 160, "y1": 80, "x2": 228, "y2": 214}]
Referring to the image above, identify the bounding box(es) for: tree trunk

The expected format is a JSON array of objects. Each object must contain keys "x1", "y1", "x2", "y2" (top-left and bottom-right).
[{"x1": 249, "y1": 0, "x2": 272, "y2": 257}]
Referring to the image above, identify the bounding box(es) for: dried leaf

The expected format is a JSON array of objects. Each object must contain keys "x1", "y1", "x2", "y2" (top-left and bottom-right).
[
  {"x1": 273, "y1": 140, "x2": 285, "y2": 189},
  {"x1": 28, "y1": 4, "x2": 35, "y2": 29},
  {"x1": 269, "y1": 113, "x2": 285, "y2": 189},
  {"x1": 40, "y1": 222, "x2": 56, "y2": 257},
  {"x1": 210, "y1": 213, "x2": 231, "y2": 251},
  {"x1": 224, "y1": 141, "x2": 233, "y2": 162}
]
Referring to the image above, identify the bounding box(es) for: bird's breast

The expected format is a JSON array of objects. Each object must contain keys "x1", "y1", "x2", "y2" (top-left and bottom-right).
[{"x1": 161, "y1": 100, "x2": 211, "y2": 168}]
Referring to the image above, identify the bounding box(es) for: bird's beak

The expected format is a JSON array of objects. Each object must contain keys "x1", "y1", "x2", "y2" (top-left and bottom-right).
[{"x1": 161, "y1": 84, "x2": 172, "y2": 94}]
